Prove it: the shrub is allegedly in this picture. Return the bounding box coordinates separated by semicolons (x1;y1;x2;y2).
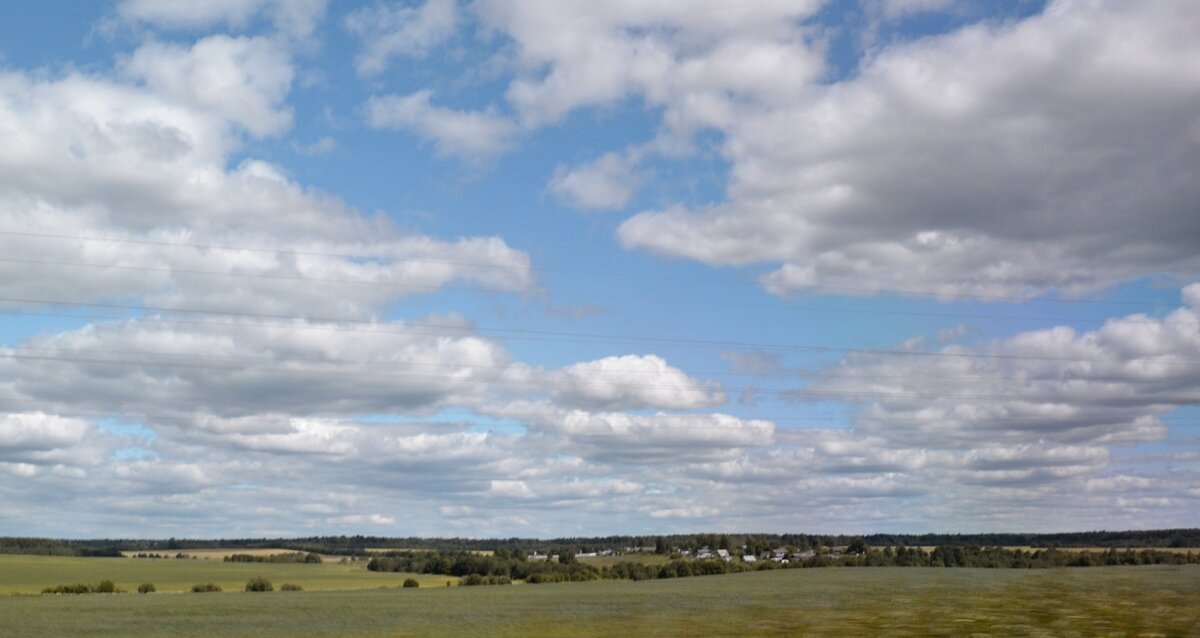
137;583;156;594
245;576;274;592
402;578;420;588
191;583;222;593
42;583;93;594
225;552;324;564
41;580;123;595
459;573;511;586
280;583;303;591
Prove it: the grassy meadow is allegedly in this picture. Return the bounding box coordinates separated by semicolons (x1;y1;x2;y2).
1;558;1197;637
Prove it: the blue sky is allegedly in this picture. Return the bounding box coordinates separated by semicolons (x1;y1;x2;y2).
0;0;1198;538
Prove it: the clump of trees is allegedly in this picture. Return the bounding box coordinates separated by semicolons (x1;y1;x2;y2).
245;577;273;592
225;552;322;564
823;546;1200;568
131;551;191;559
137;583;155;594
402;578;419;588
41;580;119;595
191;583;222;593
459;574;511;586
280;583;303;591
367;551;600;583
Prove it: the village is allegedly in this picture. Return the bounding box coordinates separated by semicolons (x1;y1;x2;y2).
528;545;845;564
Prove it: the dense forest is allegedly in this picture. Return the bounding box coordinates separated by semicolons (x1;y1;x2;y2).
3;528;1198;557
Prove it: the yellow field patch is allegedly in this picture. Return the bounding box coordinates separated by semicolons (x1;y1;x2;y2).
0;554;454;595
122;548;305;560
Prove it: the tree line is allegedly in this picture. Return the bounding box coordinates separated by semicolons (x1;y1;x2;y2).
224;552;323;564
4;528;1199;557
366;546;1200;586
367;548;600;583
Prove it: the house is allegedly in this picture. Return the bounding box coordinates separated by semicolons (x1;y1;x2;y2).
742;554;757;563
716;549;731;561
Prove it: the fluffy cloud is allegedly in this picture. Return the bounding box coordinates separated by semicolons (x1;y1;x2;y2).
122;35;295;137
345;0;459;76
366;90;519;159
358;0;824;160
0;43;533;318
0;413;92;458
618;0;1200;296
540;354;726;410
548;151;643;211
4;289;1193;536
0;316;513;419
812;290;1200;449
711;289;1200;525
116;0;327;38
3;0;1197;538
496;402;775;463
373;0;1200;296
473;0;825;128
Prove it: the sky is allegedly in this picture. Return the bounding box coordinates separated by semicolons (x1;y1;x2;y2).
0;0;1198;539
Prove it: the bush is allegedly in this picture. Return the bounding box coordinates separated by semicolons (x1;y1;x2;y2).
280;583;303;591
137;583;156;594
402;578;420;588
42;583;93;595
225;552;324;564
459;573;511;586
192;583;222;593
41;580;122;595
245;576;274;592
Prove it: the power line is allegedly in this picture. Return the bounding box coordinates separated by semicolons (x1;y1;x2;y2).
2;350;1197;404
2;401;1194;428
6;255;1191;327
0;256;522;294
0;229;529;274
0;228;1184;308
5;343;1198;386
3;297;1199;364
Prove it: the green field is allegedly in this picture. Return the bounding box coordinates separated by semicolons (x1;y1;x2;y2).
1;560;1197;637
0;554;454;594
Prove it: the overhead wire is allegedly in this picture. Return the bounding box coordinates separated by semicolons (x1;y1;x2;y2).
2;400;1195;429
1;348;1197;404
3;255;1191;328
3;297;1200;364
0;228;1185;308
2;230;1196;421
4;342;1199;386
